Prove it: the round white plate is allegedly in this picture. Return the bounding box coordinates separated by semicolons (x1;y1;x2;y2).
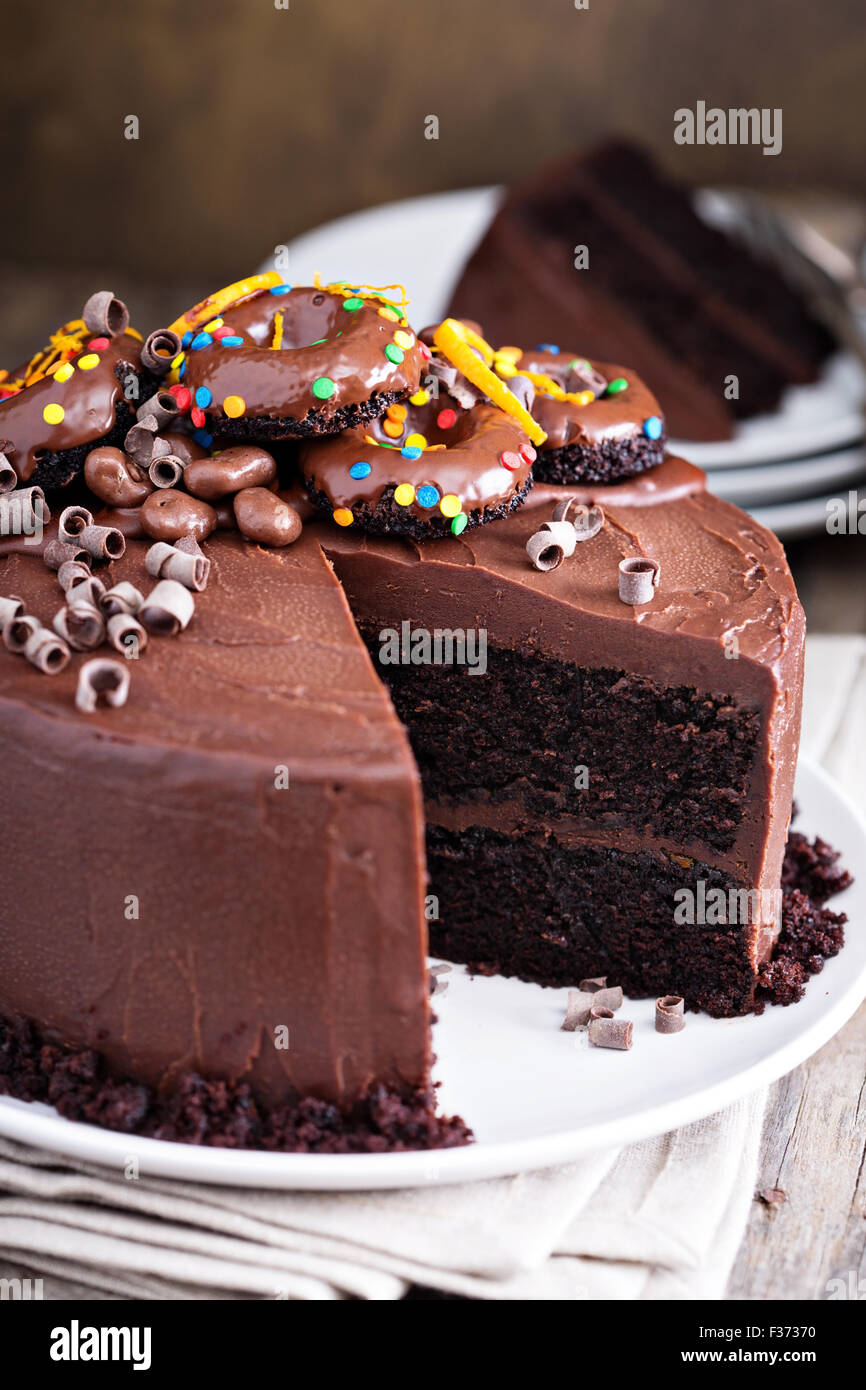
710;443;866;507
263;187;864;470
1;759;863;1190
748;487;864;540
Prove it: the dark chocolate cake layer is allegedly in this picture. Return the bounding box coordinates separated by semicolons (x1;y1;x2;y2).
324;458;805;1012
0;529;466;1147
447;141;834;441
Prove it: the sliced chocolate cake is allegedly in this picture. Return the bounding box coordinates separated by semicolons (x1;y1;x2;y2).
447;140;834;441
325;459;805;1017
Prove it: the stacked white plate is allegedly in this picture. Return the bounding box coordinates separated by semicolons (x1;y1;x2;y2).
269;186;866;539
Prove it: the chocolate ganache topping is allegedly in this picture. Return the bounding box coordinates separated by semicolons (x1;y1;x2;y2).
172;274;428;437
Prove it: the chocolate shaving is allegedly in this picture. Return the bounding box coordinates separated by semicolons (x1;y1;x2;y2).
618;556;660;605
140;329;182;377
566;359;608;397
57;560;93;593
53;602;105;652
57;505;93;544
0;451;17;495
0;594;24;628
655;995;685;1034
538;520;577;557
79;524;126;562
107;611;148;656
561;989;597;1031
124;422;171;468
3;612;41;653
147;540;210;592
43;539;91;572
100;581;143;618
82;291;129;339
588;1015;634;1051
148;455;185;490
526;529;567;572
75;658;130;712
552;496;605;540
24;626;71;675
65;575;106;609
139;579;195;636
0;487;48;533
507;374;536;411
578;976;608;992
136;391;182;430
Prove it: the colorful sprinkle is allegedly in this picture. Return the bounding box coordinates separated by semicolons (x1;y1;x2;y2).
194;386;213;408
451;512;468;536
394;483;416;506
349;461;372;480
520;443;537;464
170;385;192;411
643;415;663;439
387;403;408;421
378;307;401;322
439;494;461;518
436;408;457;429
494;358;517;378
88;337;110;351
269;284;292;295
312;376;336;400
394;330;414;350
405;432;428;451
191;332;214;350
416;485;439;509
181;331;194;348
203;317;224;333
342;297;364;311
384;344;404;365
383;419;404;438
606;377;628;395
497;346;522;363
170;351;185;371
536;343;560;354
193;429;213;447
223;394;246;418
333;507;354;527
221;335;244;348
77;353;100;371
54;362;75;383
500;450;523;471
409;388;430;407
191;407;206;429
401;445;423;460
42;402;65;425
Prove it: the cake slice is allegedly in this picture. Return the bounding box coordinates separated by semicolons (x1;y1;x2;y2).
325;459;805;1016
0;529;468;1149
447;140;834;441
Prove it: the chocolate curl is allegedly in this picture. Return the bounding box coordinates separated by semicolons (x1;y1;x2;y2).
136;390;182;430
145;539;210;591
430;963;451;997
57;559;94;593
43;538;91;572
148;455;185;490
0;450;17;494
567;359;608;397
655;995;685;1035
561;990;597;1031
591;985;623;1013
57;505;93;544
0;487;48;533
75;658;130;713
78;524;126;562
589;1005;615;1022
618;556;660;606
139;579;195;636
53;601;105;652
100;581;143;617
526;529;567;572
588;1014;634;1051
538;520;577;557
579;976;608;992
506;374;536;412
124;421;171;468
107;611;148;656
552;497;605;540
24;626;71;675
65;575;106;608
0;594;24;627
140;329;182;376
3;612;41;653
82;291;129;339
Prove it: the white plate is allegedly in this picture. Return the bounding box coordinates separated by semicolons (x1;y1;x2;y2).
263;187;865;469
710;443;866;507
1;759;863;1190
747;487;865;540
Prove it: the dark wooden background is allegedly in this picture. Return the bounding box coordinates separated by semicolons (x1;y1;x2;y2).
1;0;865;621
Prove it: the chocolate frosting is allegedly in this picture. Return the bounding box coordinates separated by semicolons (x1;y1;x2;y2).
179;285;427;428
512;350;664;452
0;329;144;482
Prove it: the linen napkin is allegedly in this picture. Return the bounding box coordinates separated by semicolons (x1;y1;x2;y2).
0;635;861;1300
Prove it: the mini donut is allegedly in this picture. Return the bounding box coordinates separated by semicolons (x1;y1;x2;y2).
0;294;149;490
168;273;428;443
491;343;667;484
300;381;536;539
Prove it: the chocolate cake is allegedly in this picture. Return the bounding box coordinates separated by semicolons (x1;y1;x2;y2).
325;459;805;1016
447;140;834;441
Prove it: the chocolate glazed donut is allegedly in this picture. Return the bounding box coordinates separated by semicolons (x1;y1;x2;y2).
300;388;536;539
170;274;429;442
